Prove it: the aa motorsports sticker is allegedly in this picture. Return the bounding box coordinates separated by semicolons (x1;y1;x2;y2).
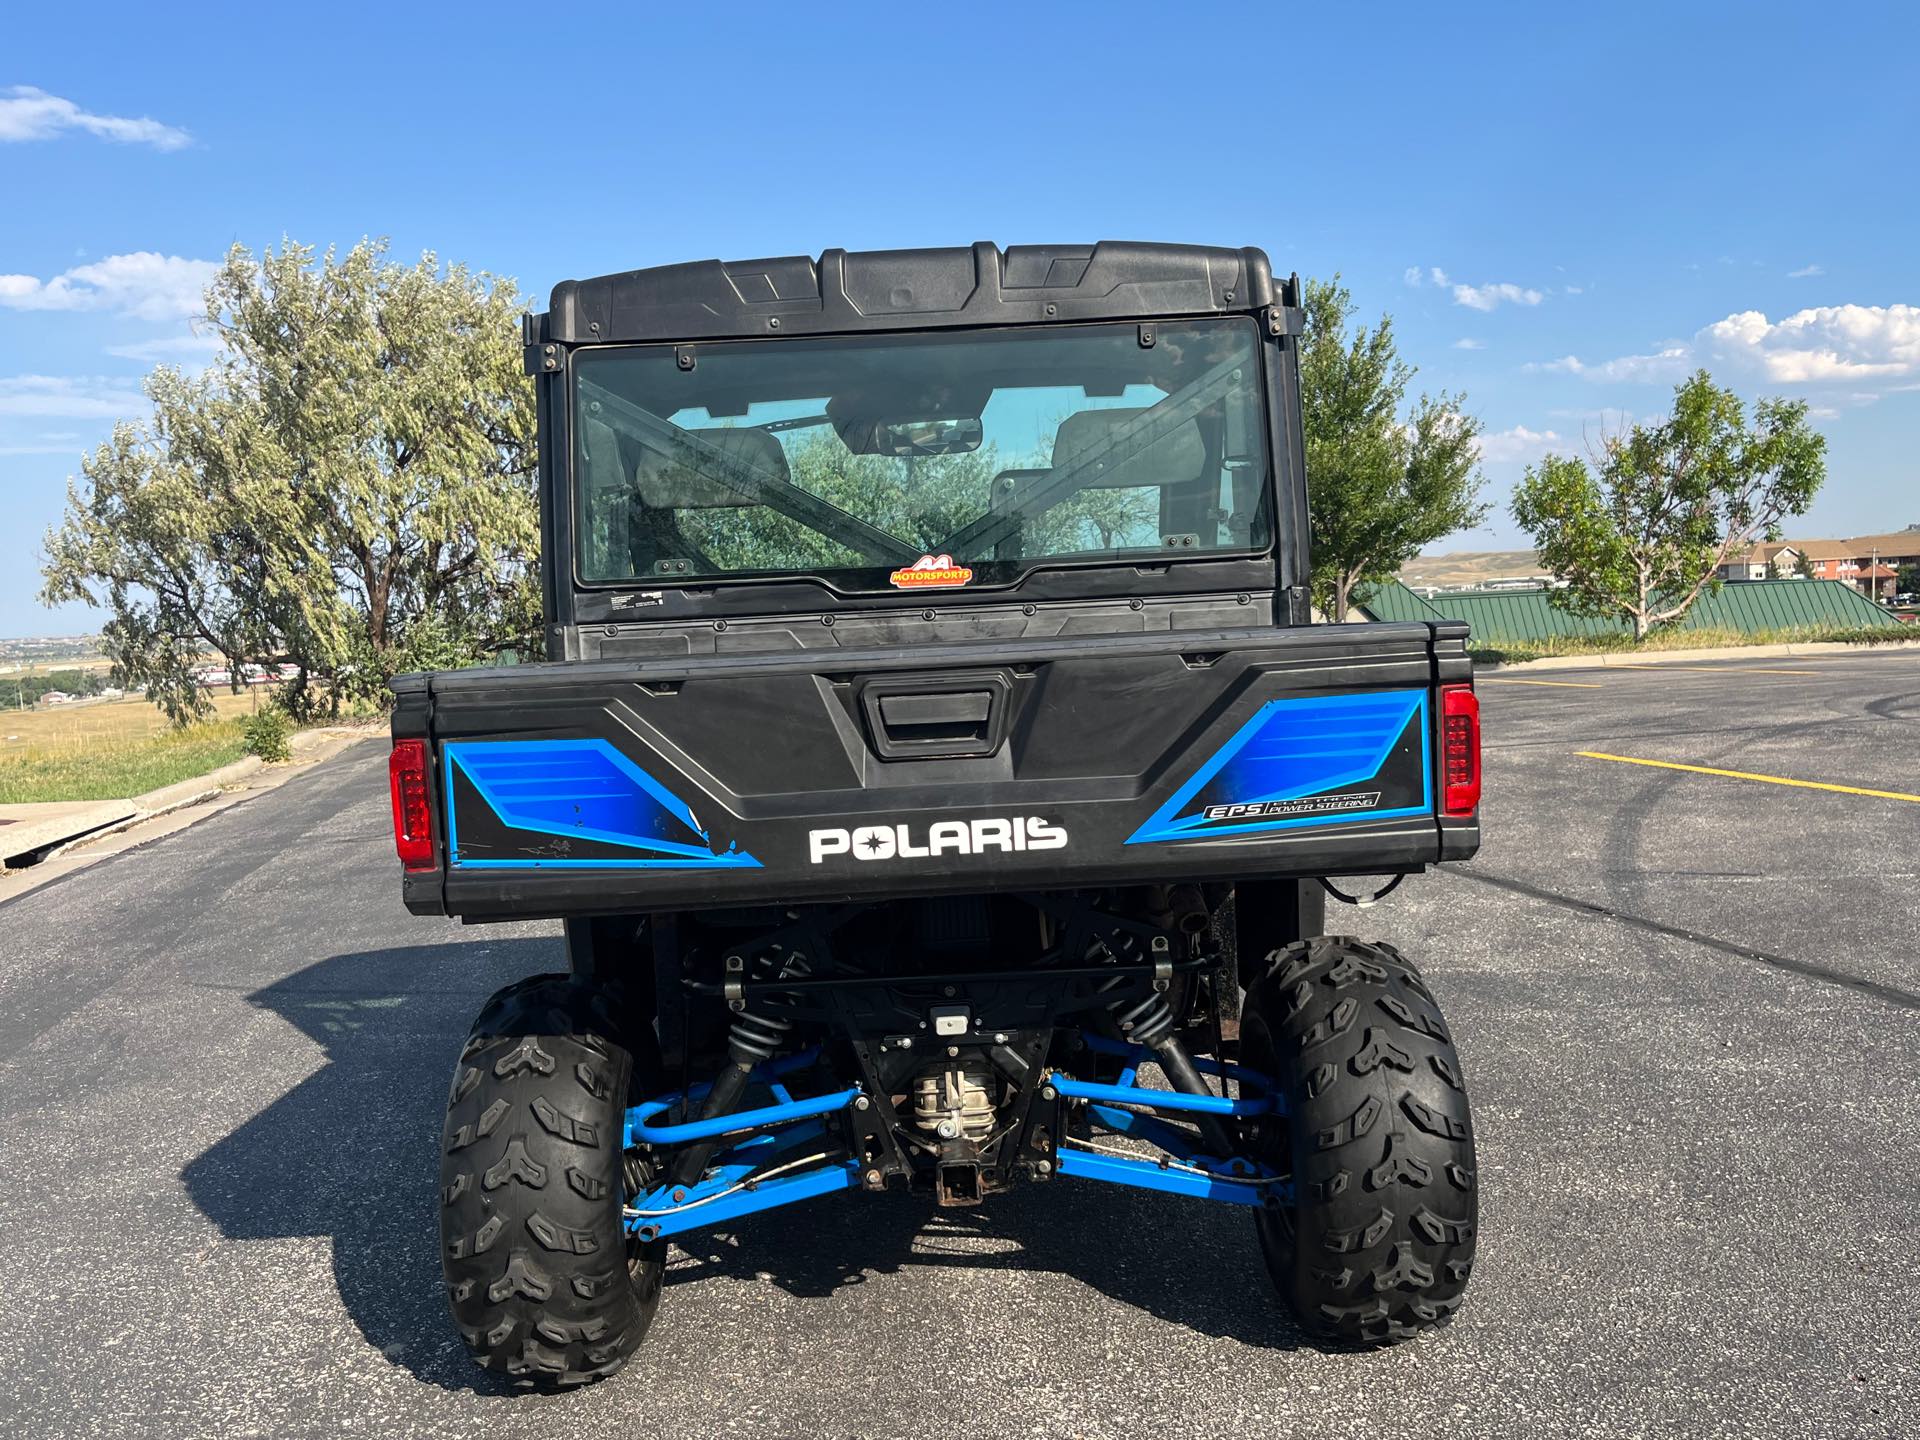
889;553;974;589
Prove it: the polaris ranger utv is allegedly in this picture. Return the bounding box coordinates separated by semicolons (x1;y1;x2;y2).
389;241;1481;1384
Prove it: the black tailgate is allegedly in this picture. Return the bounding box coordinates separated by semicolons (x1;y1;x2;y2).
394;622;1474;920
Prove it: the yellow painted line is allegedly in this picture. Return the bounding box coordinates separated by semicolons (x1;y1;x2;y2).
1479;678;1604;689
1609;663;1820;676
1577;751;1920;804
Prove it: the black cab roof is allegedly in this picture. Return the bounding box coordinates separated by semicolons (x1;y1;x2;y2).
538;241;1284;346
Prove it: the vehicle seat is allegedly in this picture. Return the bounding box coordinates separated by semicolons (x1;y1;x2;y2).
631;427;792;509
1050;407;1207;490
987;466;1052;558
988;467;1053;516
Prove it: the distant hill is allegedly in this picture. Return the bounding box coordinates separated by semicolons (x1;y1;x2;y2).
0;635;105;673
1399;550;1546;588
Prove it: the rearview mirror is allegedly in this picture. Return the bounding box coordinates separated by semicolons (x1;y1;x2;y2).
854;416;983;457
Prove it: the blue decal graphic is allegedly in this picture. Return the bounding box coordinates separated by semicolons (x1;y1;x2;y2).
1127;690;1429;844
446;738;760;869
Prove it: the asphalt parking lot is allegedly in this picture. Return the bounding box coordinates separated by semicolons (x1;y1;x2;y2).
0;648;1914;1439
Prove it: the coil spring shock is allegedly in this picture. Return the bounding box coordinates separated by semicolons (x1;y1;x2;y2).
670;952;805;1186
1101;931;1232;1156
726;1006;792;1065
1108;989;1177;1048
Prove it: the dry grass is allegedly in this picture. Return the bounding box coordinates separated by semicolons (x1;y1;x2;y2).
0;689;259;748
0;690;266;804
1470;624;1915;665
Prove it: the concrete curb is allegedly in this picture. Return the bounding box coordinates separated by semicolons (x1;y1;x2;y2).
131;755;266;816
0;800;139;864
1479;638;1920;672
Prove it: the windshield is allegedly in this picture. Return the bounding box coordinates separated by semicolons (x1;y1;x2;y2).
571;317;1272;592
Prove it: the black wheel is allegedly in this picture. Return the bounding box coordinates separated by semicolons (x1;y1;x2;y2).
1240;936;1477;1344
440;973;666;1385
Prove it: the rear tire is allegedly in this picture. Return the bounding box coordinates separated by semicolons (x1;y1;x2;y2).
439;973;665;1386
1241;937;1477;1344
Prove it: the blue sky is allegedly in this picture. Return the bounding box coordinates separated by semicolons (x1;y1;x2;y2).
4;2;1916;635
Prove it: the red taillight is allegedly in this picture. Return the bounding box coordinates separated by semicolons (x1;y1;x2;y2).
1440;684;1481;817
389;739;436;870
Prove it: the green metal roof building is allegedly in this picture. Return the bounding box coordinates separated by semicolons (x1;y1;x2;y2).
1354;578;1899;647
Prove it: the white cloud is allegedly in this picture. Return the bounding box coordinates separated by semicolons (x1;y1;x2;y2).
1564;285;1584;296
1477;424;1565;465
1529;299;1919;394
0;375;147;419
1699;304;1920;383
1431;267;1449;288
1452;280;1543;312
0;441;87;456
1536;346;1694;384
0;252;218;322
0;86;190;150
1403;266;1423;287
1787;264;1824;279
1451;337;1485;350
1404;266;1450;288
104;330;225;363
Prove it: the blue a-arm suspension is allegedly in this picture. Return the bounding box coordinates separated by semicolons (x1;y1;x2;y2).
622;1048;864;1240
1047;1038;1292;1207
618;1032;1292;1240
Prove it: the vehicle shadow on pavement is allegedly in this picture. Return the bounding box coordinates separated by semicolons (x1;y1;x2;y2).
182;938;1310;1399
664;1186;1314;1351
181;937;559;1396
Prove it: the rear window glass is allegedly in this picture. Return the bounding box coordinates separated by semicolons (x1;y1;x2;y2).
571;318;1272;590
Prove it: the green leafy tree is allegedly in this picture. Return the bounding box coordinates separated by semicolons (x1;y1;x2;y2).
1511;371;1827;640
42;239;537;722
1896;561;1920;596
0;668;107;708
1795;549;1817;579
1300;277;1487;621
678;422;1156;575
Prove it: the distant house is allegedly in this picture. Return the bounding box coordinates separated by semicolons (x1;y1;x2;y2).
1833;531;1920;585
1718;530;1920;596
1787;539;1858;583
1716;542;1800;581
36;690;72;707
1854;563;1899;601
1793;534;1919;593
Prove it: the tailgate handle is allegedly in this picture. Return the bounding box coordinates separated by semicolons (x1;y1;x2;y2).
860;672;1012;760
878;691;991;733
